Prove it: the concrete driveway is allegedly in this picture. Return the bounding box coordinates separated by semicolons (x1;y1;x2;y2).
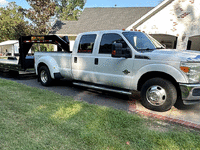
129;94;200;129
1;72;200;129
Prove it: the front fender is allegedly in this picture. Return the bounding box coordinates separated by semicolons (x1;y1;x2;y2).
36;56;60;79
132;64;188;90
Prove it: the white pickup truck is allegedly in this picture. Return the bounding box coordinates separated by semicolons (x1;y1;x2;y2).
33;30;200;112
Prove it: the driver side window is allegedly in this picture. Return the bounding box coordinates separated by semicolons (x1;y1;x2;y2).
99;33;129;54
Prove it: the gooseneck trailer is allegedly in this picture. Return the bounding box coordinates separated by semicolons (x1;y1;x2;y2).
0;35;69;72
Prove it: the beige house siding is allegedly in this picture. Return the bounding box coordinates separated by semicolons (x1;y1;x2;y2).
128;0;200;50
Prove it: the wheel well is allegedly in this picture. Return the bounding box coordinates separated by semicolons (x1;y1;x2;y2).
37;63;48;72
137;72;181;97
37;63;49;82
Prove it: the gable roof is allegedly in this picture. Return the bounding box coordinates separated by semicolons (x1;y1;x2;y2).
50;7;153;35
50;20;78;35
127;0;174;30
0;40;18;46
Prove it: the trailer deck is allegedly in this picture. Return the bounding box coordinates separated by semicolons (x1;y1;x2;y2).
0;57;20;71
0;58;18;64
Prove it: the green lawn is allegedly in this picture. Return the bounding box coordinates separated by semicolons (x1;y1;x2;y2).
0;78;200;150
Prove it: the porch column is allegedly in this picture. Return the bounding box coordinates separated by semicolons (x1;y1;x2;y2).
176;33;188;50
12;45;14;56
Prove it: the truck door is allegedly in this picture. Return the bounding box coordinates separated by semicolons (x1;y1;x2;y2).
72;34;97;82
93;33;134;89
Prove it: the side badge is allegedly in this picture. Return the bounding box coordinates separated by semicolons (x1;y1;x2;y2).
123;69;130;75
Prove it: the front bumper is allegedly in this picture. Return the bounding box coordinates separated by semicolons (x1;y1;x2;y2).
180;83;200;105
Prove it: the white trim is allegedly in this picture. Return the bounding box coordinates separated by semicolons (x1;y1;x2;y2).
0;40;18;46
126;0;174;30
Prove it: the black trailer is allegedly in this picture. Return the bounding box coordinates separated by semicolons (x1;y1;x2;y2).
0;56;34;72
0;35;69;73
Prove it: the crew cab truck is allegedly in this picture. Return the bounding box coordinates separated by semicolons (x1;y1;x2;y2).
32;30;200;112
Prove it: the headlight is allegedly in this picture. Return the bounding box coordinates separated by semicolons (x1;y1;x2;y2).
180;62;200;83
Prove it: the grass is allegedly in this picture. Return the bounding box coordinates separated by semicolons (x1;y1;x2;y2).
0;78;200;150
0;57;8;59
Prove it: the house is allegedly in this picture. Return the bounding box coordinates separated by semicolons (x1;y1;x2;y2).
127;0;200;50
51;0;200;51
0;40;19;56
0;40;33;56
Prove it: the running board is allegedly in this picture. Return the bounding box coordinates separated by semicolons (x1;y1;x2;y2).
73;82;132;95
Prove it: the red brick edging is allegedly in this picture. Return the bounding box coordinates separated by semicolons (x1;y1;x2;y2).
128;101;200;130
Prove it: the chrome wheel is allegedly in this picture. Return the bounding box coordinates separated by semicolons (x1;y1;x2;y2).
141;78;177;112
40;70;48;84
39;66;52;86
146;85;167;106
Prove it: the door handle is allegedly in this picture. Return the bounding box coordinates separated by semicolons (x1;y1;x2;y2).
94;58;98;65
74;57;77;63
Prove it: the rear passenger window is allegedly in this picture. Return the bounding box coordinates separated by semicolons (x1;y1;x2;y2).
99;33;128;54
78;34;96;53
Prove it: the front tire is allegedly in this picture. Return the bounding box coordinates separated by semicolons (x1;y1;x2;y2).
38;66;52;86
140;78;177;112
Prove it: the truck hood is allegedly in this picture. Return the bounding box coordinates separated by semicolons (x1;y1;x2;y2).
142;49;200;62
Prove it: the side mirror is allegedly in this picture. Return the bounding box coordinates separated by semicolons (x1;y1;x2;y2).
111;43;131;58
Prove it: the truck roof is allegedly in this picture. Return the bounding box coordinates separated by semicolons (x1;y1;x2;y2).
78;30;137;35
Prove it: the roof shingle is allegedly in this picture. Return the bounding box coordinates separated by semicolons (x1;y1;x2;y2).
50;7;153;35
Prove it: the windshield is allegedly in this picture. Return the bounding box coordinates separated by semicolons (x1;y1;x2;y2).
122;32;165;51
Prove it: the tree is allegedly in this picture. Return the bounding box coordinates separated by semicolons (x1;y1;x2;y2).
0;2;31;42
55;0;86;21
26;0;56;35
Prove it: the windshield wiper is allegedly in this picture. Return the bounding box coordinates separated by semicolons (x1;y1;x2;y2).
138;48;155;51
156;47;165;49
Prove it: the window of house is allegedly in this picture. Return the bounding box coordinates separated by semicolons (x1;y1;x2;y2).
78;34;96;53
99;33;129;54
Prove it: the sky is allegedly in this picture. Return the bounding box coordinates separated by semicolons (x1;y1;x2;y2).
0;0;162;9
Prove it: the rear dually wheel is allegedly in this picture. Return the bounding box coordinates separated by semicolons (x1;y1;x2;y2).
38;66;52;86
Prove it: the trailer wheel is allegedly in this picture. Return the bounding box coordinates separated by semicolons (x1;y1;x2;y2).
140;78;177;112
39;66;52;86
